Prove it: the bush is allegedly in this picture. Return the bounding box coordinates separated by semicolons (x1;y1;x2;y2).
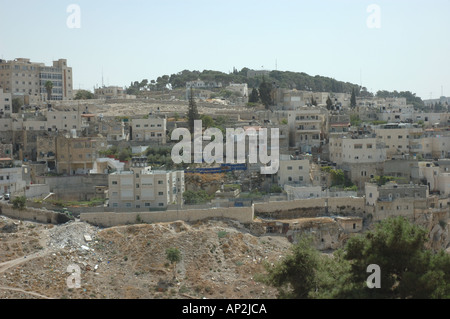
12;196;26;210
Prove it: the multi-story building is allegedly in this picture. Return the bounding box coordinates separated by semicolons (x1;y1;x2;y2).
276;155;310;186
287;107;327;153
131;117;166;144
374;123;423;159
329;133;386;188
0;58;73;103
365;182;433;222
0;88;12;118
0;159;30;195
37;135;107;175
108;163;184;210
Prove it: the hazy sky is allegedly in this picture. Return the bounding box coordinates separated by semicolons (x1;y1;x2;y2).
1;0;449;99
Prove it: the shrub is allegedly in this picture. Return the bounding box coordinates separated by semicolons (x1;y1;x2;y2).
12;196;26;210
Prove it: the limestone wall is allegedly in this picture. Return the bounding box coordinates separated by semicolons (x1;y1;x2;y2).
0;203;70;224
80;205;254;227
254;197;365;219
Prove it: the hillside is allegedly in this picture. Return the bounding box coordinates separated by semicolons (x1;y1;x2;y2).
0;215;291;299
126;68;361;95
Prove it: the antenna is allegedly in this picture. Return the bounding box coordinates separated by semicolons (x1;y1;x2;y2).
102;67;104;87
275;59;277;71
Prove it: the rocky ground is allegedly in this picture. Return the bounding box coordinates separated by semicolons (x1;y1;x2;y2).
0;215;291;299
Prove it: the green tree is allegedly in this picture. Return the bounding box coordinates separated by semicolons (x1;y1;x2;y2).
187;87;200;133
350;88;356;108
344;216;450;299
201;115;215;129
183;190;213;205
258;78;273;109
249;87;259;103
350;114;361;127
257;236;321;299
12;196;26;210
12;98;23;113
326;96;333;110
74;90;94;100
45;81;53;101
166;247;182;279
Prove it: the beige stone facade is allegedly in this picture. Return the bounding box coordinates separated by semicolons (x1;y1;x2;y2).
0;58;73;103
108;166;184;210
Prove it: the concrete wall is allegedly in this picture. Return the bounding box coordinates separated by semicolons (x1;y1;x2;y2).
80;205;254;227
0;202;70;224
35;174;109;201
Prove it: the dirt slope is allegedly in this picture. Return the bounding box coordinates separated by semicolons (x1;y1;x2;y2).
0;216;291;299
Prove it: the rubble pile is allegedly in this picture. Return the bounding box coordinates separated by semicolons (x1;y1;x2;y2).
0;215;292;299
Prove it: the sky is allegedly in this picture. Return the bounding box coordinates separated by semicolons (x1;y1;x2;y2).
0;0;449;100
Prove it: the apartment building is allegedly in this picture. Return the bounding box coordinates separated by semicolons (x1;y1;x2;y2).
329;133;386;188
94;86;125;99
374;123;423;158
365;182;430;222
108;163;184;210
0;58;73;103
131;117;166;144
0;159;30;195
37;135;107;175
0;88;12;118
287;107;327;153
46;109;83;132
276;156;310;186
329;134;386;166
416;162;450;195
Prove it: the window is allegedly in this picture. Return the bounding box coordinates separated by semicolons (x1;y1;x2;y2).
158;203;164;207
126;203;132;208
136;184;140;188
158;192;164;196
136;195;140;200
145;203;150;207
112;203;118;208
112;181;118;185
158;180;163;185
287;166;293;170
353;223;356;230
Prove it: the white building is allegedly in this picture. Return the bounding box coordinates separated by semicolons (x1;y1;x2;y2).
108;165;184;210
131;117;166;144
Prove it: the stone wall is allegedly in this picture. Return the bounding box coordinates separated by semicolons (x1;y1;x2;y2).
80;205;254;227
254;197;366;219
0;203;71;224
